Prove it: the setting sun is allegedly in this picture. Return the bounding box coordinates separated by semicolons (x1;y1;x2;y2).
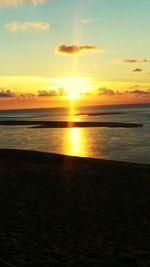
53;76;92;100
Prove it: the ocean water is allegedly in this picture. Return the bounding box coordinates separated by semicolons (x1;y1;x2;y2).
0;103;150;164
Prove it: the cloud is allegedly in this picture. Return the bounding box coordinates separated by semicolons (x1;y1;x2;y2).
6;21;50;32
38;90;57;97
0;89;15;97
129;84;140;90
0;0;47;6
56;44;101;55
132;68;142;72
84;87;123;96
19;93;36;99
97;87;116;96
95;87;150;97
122;59;149;64
122;85;150;97
38;88;67;97
57;87;67;96
128;89;150;96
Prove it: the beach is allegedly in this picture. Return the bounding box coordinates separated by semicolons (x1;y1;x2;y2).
0;149;150;266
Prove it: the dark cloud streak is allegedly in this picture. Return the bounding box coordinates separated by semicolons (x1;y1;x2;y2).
95;87;150;97
56;44;101;55
0;89;15;97
132;68;142;72
97;87;116;96
38;88;67;97
122;59;149;64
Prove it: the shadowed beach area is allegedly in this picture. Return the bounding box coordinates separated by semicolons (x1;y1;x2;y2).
0;149;150;267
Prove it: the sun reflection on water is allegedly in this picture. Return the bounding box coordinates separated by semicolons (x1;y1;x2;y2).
64;127;88;157
62;100;88;156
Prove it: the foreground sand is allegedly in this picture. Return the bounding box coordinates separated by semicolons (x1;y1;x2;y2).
0;149;150;267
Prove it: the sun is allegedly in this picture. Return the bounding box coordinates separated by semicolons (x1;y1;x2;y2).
56;76;92;100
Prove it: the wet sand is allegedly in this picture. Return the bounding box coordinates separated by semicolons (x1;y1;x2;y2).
0;149;150;266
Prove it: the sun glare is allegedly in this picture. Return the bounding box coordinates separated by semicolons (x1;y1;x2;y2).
53;76;92;101
62;77;91;100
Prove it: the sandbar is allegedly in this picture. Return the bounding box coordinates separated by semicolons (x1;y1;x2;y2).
0;120;143;128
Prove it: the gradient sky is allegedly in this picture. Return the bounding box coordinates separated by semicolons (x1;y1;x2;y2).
0;0;150;109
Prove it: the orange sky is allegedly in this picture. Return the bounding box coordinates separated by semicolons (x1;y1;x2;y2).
0;0;150;109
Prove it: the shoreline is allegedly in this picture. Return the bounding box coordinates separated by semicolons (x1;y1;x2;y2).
0;148;149;166
0;149;150;266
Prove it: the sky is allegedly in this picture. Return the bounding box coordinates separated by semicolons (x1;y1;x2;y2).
0;0;150;109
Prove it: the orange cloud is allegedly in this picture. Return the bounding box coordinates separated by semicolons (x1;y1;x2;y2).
6;21;50;31
132;68;142;72
56;44;101;55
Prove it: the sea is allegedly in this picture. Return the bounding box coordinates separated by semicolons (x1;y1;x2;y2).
0;103;150;164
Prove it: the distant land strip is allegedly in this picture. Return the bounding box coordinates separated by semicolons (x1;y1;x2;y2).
0;120;143;128
75;112;125;116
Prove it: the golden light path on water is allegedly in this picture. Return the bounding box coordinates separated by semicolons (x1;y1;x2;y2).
64;128;86;156
62;101;88;157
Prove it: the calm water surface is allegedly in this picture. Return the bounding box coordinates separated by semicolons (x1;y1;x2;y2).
0;103;150;164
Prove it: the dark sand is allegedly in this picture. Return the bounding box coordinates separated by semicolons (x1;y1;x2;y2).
0;120;143;128
0;149;150;267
